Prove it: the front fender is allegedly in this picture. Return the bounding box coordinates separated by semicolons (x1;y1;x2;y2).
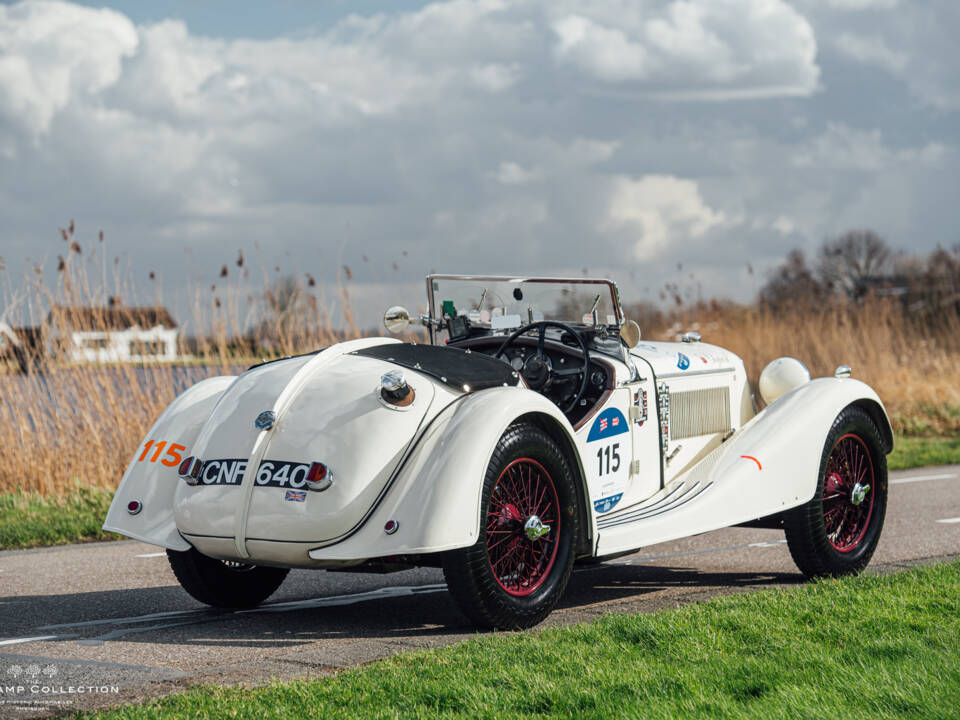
717;376;892;514
309;386;592;561
596;376;892;556
103;375;236;549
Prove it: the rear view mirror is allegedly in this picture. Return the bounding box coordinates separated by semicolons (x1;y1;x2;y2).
383;306;411;334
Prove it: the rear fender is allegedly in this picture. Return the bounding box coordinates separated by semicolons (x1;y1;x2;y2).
309;387;593;561
102;375;236;549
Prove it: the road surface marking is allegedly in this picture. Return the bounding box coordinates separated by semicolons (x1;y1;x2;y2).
0;635;68;647
936;517;960;524
135;552;167;558
38;608;225;631
35;583;447;640
238;584;449;614
891;473;956;485
78;621;207;646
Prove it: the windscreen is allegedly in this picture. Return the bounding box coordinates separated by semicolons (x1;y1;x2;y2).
428;277;622;329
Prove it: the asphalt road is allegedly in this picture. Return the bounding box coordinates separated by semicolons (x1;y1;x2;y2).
2;464;959;718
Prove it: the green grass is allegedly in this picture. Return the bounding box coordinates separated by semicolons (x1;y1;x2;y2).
77;561;960;720
0;483;119;550
888;435;960;471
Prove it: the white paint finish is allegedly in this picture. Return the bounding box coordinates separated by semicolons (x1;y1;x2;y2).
102;318;891;579
244;353;439;544
595;377;889;556
891;473;956;485
135;552;167;558
311;385;592;561
936;517;960;524
103;375;237;551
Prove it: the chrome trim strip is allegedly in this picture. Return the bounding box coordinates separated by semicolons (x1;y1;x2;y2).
655;367;736;380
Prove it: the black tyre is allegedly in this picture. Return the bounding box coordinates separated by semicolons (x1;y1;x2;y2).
166;547;289;608
442;422;579;630
784;405;888;578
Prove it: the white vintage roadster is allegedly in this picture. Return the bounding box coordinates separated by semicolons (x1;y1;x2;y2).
105;275;891;629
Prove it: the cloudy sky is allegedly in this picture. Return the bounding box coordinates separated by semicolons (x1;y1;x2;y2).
0;0;957;326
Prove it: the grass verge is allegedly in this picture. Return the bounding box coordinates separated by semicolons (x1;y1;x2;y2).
77;561;960;720
889;435;960;471
0;484;119;550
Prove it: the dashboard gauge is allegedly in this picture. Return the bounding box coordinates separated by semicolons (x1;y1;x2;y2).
591;370;605;386
510;355;524;371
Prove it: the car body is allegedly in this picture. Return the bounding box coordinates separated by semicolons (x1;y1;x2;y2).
105;274;892;628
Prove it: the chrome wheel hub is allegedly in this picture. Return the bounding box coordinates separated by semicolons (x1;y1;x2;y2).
850;482;870;506
523;515;551;541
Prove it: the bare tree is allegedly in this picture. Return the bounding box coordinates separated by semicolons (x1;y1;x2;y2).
758;249;825;311
817;230;892;300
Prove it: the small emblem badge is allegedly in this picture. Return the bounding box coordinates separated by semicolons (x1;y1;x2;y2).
284;490;307;502
254;410;276;431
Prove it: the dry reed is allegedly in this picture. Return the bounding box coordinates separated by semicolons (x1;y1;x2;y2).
2;231;958;496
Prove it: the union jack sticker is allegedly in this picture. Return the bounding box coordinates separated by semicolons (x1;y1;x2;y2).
284;489;307;502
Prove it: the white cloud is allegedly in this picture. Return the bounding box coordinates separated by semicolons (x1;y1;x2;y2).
495;161;540;185
606;175;728;261
821;0;898;10
0;0;957;313
0;0;137;132
792;123;948;171
835;32;907;73
551;0;820;99
772;215;797;235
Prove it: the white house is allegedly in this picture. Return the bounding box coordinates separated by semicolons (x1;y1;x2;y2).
50;306;179;363
0;321;18;351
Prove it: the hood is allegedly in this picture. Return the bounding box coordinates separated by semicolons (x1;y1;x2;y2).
631;341;741;378
173;339;459;549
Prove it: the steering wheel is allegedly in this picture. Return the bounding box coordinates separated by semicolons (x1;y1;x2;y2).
494;321;591;413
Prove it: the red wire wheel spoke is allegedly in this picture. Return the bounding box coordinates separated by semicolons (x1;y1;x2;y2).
822;433;876;553
486;458;561;597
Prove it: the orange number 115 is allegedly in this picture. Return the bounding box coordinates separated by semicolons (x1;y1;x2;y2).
138;440;187;467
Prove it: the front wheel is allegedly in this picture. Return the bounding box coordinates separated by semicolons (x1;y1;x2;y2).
443;423;579;630
167;547;289;608
784;405;888;578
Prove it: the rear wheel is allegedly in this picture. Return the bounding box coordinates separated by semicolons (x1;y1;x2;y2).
784;405;888;578
443;422;579;630
166;547;289;608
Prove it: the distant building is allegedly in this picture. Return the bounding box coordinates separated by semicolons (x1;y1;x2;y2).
0;321;19;359
0;322;45;372
49;305;179;363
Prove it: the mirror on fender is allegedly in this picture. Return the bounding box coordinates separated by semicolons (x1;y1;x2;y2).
383;306;411;334
619;319;641;348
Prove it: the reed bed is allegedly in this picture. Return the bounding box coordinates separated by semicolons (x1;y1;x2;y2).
649;299;960;437
1;230;957;495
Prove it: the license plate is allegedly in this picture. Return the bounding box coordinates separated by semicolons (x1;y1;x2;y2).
195;459;312;489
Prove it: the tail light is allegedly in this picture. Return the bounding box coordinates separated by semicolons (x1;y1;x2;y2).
305;462;333;492
178;456;203;485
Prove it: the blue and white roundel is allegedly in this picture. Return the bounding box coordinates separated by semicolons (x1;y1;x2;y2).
593;493;623;514
587;407;629;443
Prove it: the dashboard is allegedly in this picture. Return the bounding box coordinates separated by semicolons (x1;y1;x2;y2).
449;335;614;428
